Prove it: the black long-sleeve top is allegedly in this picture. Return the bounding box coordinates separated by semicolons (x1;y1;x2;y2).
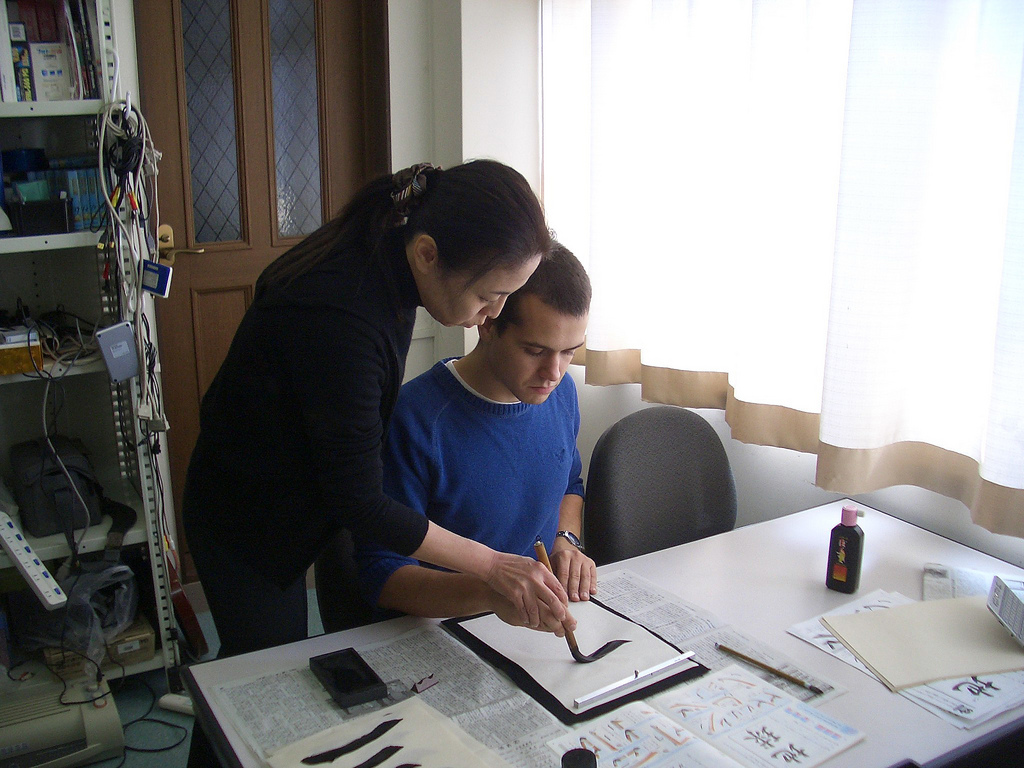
182;243;431;588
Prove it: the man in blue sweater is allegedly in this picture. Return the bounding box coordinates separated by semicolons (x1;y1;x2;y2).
355;244;595;629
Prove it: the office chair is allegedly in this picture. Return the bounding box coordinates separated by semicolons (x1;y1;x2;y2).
583;405;737;566
314;528;380;634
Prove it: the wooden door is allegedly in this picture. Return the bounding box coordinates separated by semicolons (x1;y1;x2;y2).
134;0;390;582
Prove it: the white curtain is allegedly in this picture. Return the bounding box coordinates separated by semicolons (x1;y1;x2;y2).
542;0;1024;536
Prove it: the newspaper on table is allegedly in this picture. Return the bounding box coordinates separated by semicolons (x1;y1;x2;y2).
787;589;1024;728
212;570;844;767
213;624;567;768
597;570;840;703
922;563;1015;601
547;666;862;768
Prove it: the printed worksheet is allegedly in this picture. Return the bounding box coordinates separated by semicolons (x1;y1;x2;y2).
547;702;743;768
787;590;1024;727
650;666;864;768
899;670;1024;729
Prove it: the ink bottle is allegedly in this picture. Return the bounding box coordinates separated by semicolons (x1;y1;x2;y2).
562;748;597;768
826;504;863;593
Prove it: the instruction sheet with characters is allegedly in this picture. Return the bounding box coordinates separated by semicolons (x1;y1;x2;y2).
548;667;862;768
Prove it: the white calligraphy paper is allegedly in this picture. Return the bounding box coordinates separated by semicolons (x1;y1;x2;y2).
787;589;915;677
266;696;512;768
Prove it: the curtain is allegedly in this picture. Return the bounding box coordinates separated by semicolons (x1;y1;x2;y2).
541;0;1024;537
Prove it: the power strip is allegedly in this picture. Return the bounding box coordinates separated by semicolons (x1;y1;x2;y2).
0;511;67;610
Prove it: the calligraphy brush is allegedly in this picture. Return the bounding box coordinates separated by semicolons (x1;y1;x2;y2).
534;539;629;663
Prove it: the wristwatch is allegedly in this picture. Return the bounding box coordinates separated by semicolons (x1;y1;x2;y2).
555;530;585;553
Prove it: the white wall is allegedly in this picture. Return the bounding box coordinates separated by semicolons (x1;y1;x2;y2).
388;2;1024;569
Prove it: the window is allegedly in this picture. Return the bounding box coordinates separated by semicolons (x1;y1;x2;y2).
542;0;1024;536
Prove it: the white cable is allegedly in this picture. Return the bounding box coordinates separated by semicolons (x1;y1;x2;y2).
96;97;166;423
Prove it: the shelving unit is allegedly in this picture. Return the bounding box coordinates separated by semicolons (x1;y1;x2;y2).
0;0;179;686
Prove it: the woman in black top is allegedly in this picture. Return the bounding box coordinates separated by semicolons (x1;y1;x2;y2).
182;160;573;658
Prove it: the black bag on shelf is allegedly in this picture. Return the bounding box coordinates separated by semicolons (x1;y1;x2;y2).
9;436;103;538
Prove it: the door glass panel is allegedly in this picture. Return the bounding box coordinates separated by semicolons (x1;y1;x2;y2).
182;0;242;243
269;0;322;238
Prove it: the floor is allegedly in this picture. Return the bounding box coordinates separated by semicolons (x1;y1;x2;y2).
91;586;324;768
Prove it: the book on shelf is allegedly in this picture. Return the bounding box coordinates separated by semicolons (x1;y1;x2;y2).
28;41;72;100
1;0;103;102
63;0;97;99
11;40;32;101
33;0;59;43
0;1;16;101
14;0;38;43
11;158;97;233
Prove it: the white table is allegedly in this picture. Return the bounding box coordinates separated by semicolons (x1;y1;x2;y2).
184;500;1024;767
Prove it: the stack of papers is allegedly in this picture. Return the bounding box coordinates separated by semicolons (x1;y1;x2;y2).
821;595;1024;691
789;590;1024;729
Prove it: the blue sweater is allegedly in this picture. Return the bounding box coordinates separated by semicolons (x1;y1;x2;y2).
356;359;585;607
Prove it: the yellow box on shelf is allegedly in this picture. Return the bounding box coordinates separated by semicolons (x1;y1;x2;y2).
0;340;43;375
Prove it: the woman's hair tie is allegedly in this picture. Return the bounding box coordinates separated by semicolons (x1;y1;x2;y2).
390;162;440;227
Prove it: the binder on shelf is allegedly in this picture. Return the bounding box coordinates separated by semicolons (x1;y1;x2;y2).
65;167;81;229
0;1;18;101
57;0;83;98
15;0;39;42
11;40;32;101
33;0;59;42
84;166;99;228
82;0;100;92
63;0;95;98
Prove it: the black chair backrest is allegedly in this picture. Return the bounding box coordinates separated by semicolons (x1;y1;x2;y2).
583;405;737;566
314;528;378;634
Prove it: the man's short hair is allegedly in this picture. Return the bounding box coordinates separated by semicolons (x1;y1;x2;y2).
492;242;592;333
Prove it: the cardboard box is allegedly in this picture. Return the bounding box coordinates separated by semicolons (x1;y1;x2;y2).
0;340;43;376
43;614;156;677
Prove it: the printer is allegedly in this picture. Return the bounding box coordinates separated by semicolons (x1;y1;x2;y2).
0;671;124;768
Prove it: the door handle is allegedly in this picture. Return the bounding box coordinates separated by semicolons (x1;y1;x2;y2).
157;224;205;266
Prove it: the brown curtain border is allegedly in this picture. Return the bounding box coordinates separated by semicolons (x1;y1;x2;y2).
583;351;818;452
580;348;1024;538
725;388;819;453
816;441;1024;538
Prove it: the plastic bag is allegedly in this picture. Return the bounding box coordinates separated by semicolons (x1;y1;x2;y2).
13;561;137;669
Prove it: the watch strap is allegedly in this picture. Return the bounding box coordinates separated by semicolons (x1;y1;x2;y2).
555;530;584;552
